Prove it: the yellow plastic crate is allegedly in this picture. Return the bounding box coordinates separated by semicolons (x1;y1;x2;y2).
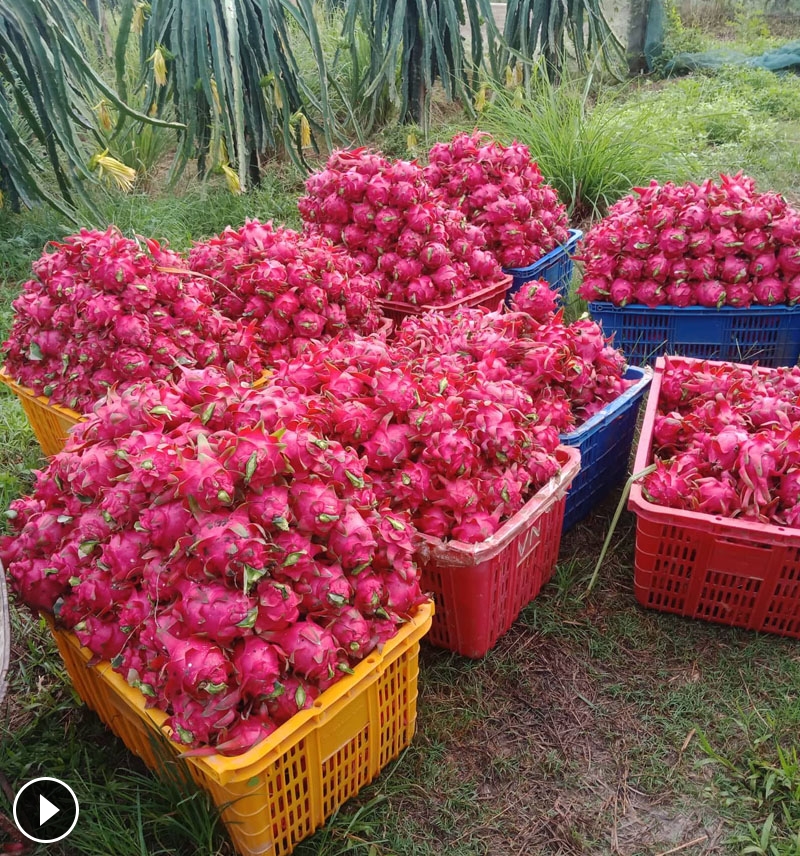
0;368;84;457
46;602;433;856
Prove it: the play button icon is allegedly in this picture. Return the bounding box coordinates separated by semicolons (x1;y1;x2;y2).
13;777;79;843
39;794;59;825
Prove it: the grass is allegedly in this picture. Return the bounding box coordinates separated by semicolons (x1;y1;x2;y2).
481;73;692;221
3;52;800;856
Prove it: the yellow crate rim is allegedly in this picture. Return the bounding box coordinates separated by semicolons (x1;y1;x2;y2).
48;600;433;781
0;366;85;423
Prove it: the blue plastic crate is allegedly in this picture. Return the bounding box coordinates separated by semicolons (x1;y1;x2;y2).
559;366;652;532
589;302;800;368
504;229;583;304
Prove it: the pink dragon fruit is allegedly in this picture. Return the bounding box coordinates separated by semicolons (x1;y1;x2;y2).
159;631;234;697
326;607;377;657
232;636;284;700
265;676;319;724
173;580;258;645
268;621;348;688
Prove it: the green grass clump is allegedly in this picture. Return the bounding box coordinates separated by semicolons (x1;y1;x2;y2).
481;74;689;221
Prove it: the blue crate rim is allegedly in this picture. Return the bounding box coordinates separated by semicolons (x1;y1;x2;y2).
559;365;652;445
502;228;583;277
588;301;800;316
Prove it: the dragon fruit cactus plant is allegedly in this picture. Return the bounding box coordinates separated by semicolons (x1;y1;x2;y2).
1;367;427;756
642;357;800;526
2;228;263;412
578;173;800;308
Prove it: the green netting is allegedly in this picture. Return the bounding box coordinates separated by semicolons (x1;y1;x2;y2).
644;0;667;70
664;40;800;74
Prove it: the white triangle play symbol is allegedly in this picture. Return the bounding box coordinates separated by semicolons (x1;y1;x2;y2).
39;794;59;826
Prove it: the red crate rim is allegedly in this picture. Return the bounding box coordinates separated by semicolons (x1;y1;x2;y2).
629;355;800;543
376;276;511;317
415;445;580;567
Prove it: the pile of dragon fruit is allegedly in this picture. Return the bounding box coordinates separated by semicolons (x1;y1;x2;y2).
187;220;385;364
578;173;800;308
299;149;506;306
268;335;560;544
643;358;800;526
267;280;632;542
394;281;633;431
2;228;264;412
0;367;426;755
425;132;570;269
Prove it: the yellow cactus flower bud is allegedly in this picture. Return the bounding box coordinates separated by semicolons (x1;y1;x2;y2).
89;150;137;192
221;164;242;195
149;46;167;87
512;86;524;109
94;100;113;132
299;114;311;149
474;84;487;112
132;2;150;35
505;65;514;88
407;131;418;152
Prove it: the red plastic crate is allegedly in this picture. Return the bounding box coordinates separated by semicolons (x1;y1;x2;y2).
629;356;800;637
377;277;509;327
415;446;581;658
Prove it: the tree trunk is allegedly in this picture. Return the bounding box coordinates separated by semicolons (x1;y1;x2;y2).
248;147;260;187
627;0;650;73
404;0;425;124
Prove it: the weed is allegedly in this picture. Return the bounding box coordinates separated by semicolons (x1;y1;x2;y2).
700;731;800;854
482;73;689;219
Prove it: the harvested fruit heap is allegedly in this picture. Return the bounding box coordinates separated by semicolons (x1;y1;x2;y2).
268;335;561;543
395;281;634;430
299;148;506;306
268;281;633;542
0;367;425;755
424;131;570;269
187;220;384;363
643;358;800;526
2;228;263;412
578;173;800;308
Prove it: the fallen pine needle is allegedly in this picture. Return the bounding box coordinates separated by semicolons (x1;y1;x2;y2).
655;834;708;856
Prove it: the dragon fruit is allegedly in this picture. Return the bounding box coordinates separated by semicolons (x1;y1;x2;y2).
232;636;283;700
643;358;800;527
578;174;800;308
187;220;384;364
268;621;348;689
2;227;263;412
299;144;509;306
267;299;627;543
1;368;425;755
425;132;569;269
